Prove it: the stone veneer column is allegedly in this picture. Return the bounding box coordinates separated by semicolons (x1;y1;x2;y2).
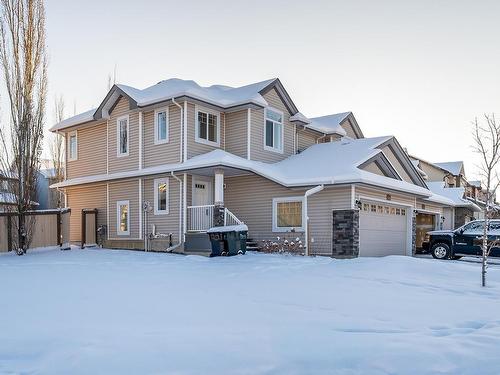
411;213;417;256
332;210;359;258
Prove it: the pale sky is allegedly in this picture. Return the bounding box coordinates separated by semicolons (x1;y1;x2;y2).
38;0;500;181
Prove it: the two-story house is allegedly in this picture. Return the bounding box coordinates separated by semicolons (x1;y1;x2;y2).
50;78;454;258
410;157;481;234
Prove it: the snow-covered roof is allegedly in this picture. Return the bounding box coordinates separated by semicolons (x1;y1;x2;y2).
426;181;481;211
52;136;436;198
118;78;275;108
50;78;278;132
50;108;96;132
0;192;16;205
289;112;310;124
306;112;351;136
469;180;482;188
434;161;464;176
410;158;428;180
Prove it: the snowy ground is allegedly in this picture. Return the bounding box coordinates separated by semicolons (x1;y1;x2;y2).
1;248;500;375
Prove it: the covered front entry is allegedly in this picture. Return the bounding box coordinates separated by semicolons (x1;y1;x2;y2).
189;175;214;232
415;211;439;251
359;201;409;257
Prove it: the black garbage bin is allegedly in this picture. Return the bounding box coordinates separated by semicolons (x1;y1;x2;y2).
207;225;248;256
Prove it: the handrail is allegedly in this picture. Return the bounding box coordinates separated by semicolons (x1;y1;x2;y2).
186;205;243;232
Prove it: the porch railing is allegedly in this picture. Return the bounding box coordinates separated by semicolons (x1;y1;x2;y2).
224;208;242;226
187;205;243;232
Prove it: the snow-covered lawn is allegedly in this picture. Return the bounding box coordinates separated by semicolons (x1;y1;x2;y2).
1;249;500;375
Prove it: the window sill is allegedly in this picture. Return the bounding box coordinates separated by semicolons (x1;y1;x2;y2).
195;137;220;148
154;138;169;146
272;227;305;233
264;145;283;154
154;210;169;216
117;153;129;158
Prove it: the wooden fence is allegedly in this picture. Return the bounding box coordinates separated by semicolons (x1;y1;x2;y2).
0;208;71;253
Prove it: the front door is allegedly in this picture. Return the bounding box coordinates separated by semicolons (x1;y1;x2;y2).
191;176;213;231
454;221;483;255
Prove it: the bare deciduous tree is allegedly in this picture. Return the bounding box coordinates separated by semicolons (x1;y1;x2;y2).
0;0;47;254
48;95;65;207
472;114;500;287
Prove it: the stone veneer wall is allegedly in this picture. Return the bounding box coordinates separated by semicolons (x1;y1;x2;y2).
332;209;359;258
411;214;417;255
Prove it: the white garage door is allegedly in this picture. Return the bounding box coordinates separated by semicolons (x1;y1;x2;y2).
359;202;408;257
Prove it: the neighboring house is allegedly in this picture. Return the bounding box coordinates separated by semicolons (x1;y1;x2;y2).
410;157;481;231
50;78;454;258
0;172;17;212
36;159;64;210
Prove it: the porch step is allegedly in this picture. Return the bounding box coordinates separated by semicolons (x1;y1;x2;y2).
246;238;260;251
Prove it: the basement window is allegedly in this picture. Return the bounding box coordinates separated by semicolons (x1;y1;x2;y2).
272;197;305;232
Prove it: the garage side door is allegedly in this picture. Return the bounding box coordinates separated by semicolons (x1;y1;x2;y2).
359;202;407;257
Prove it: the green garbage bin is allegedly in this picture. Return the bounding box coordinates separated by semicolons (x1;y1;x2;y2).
207;225;248;256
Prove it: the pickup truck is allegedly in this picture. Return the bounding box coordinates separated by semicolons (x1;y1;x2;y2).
423;219;500;259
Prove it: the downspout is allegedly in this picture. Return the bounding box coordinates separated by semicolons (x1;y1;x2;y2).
304;184;324;256
317;133;328;143
172;98;183;163
170;171;183;250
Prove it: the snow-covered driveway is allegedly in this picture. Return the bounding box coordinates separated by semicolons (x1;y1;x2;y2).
1;249;500;375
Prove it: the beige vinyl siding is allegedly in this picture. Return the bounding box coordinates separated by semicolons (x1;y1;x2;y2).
250;88;295;163
108;97;139;173
187;103;225;159
224;175;351;255
380;145;413;183
419;160;446;182
66;184;107;243
355;185;416;208
66;122;107;179
307;186;352;255
224;110;248;158
297;130;317;152
362;161;386;177
341;119;358;139
143;174;181;243
416;199;444;215
109;179;140;239
143;105;182;167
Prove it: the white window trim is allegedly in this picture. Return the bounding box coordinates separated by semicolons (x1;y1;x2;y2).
272;196;305;232
68;131;78;161
116;200;130;236
117;115;130;157
264;107;284;154
195;105;220;147
154;177;169;215
154;107;169;145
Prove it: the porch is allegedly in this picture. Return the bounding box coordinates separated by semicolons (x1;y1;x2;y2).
184;167;245;233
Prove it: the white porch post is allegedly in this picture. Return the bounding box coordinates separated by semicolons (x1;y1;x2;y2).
214;169;225;227
214;168;224;205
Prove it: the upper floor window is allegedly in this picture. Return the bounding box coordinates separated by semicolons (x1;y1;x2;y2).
117;115;129;157
68;131;78;161
196;106;220;146
264;108;283;153
155;108;169;144
154;178;169;215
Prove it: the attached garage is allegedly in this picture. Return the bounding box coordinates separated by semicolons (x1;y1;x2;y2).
359;201;410;257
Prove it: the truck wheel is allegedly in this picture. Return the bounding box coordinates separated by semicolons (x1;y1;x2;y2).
431;243;450;259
